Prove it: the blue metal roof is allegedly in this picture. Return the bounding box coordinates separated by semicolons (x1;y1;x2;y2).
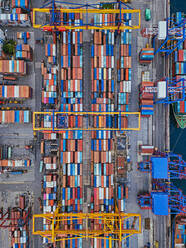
151;157;168;179
151;192;169;215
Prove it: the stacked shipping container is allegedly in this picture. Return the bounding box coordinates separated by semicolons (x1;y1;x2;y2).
16;44;32;60
41;63;57;104
61;28;83;112
42;174;57;235
0;85;31;98
59;14;83;248
12;0;29;9
91;28;115;247
0;60;26;75
139;48;154;64
0;110;30;123
10;196;30;248
0;159;31;167
172;34;186;115
139;71;154;116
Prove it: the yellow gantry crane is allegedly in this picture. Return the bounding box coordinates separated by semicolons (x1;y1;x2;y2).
33;207;141;246
32;0;140;31
33;112;141;132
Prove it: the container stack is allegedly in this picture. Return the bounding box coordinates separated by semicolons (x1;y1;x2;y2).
12;0;29;9
60;131;83;212
91;30;114;113
0;60;26;75
172;26;186;118
90;31;115;234
58;12;83;27
10;195;29;248
139;145;154;155
43;156;57;171
174;222;186;246
17;32;30;44
91;131;114;213
117;184;128;212
139;72;154;116
0;85;31;98
41;63;57;105
60;30;83;112
16;44;32;60
118;20;132;117
58;16;83;248
43;132;56;140
0;159;31;168
45;44;56;64
0;145;12;160
59;131;83;247
0;110;30;123
174;101;186;114
42;174;57;231
139;48;154;64
0;13;29;24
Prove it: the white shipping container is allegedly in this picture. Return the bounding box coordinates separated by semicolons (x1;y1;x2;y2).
75;163;77;175
15;86;19;98
63;31;66;44
101;46;103;56
110;175;113;185
73;32;75;44
108;68;111;80
4;86;7;97
14;230;18;237
111;33;114;45
104;176;106;187
68;164;70;176
77;175;80;186
9;61;12;73
111;56;114;68
101;56;103;68
68;152;70;163
17;60;19;73
109;151;112;163
46;181;54;188
94;238;97;248
106;187;109;199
